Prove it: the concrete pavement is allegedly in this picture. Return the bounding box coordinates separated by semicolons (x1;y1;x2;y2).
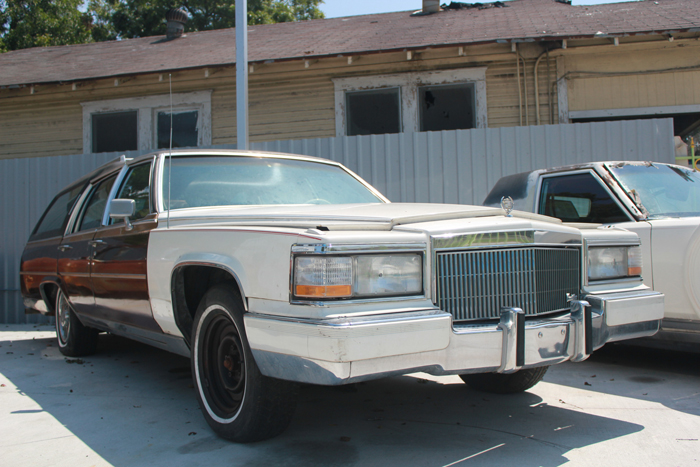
0;324;698;467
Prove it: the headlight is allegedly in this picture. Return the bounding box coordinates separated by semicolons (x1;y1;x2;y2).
293;254;423;300
587;246;642;281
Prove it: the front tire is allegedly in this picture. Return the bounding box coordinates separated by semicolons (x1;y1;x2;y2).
55;289;98;357
459;366;549;394
191;285;299;443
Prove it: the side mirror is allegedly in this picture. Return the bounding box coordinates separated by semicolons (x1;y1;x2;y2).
109;199;136;231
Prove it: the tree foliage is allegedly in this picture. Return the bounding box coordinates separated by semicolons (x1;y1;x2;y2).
0;0;93;52
0;0;324;51
89;0;325;41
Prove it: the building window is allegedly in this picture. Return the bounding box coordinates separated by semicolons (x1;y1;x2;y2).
92;111;138;153
82;91;211;154
346;88;401;136
333;68;487;136
156;109;199;149
419;83;475;132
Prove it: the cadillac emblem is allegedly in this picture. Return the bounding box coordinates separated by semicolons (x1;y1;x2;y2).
501;196;514;217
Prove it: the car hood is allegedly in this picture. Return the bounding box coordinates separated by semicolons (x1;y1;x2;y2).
162;202;563;231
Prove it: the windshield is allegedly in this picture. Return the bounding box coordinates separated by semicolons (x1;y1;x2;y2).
161;156;385;209
607;163;700;218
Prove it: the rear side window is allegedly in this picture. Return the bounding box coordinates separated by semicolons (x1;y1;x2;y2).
30;184;86;241
539;173;630;224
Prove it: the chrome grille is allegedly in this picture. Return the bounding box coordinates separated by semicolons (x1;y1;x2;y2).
435;247;580;321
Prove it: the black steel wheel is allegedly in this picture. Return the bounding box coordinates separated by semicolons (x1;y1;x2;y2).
459;366;549;394
55;289;98;357
191;285;299;443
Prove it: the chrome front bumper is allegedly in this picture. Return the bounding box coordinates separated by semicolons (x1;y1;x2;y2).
244;290;664;385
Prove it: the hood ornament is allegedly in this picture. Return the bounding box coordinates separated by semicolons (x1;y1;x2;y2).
500;196;514;217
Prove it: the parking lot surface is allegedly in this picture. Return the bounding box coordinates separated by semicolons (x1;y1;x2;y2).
1;324;698;467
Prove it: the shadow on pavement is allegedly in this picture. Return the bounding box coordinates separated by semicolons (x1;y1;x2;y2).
1;332;647;467
544;343;700;417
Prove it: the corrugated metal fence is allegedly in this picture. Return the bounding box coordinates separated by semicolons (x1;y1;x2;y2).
0;119;675;323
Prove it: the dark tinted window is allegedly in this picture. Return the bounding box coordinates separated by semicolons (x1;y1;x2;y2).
112;163;151;222
30;184;86;241
157;110;199;149
419;83;475;132
77;175;118;231
92;111;138;153
346;88;401;136
539;173;629;224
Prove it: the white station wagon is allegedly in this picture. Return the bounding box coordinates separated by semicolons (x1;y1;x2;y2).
21;150;663;442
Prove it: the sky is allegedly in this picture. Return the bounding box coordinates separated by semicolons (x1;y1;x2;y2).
320;0;641;18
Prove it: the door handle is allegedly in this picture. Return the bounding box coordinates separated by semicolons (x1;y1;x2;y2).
89;240;106;248
58;244;73;252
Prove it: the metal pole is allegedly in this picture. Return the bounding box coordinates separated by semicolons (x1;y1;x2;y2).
236;0;249;150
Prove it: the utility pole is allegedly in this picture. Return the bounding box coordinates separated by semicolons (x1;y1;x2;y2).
236;0;249;150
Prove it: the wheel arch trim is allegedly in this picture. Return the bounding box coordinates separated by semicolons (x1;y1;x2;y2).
169;256;249;344
170;257;248;311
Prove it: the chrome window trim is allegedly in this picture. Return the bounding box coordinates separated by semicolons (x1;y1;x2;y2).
100;164;131;227
105;159;156;226
63;184;95;237
70;172;121;234
535;169;636;223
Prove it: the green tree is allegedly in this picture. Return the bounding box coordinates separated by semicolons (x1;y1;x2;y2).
0;0;93;51
89;0;324;41
0;0;323;51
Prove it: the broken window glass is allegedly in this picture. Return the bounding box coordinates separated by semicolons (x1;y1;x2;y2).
157;110;199;149
419;83;475;132
608;163;700;218
346;88;401;136
92;111;138;153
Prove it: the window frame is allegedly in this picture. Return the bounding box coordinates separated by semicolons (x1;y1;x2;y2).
91;110;139;154
153;106;202;150
69;174;123;234
417;82;477;132
345;87;403;136
81;91;212;154
535;169;635;224
333;68;487;136
109;161;154;224
28;183;88;242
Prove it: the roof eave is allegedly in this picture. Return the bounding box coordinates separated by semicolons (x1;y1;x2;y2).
2;27;699;89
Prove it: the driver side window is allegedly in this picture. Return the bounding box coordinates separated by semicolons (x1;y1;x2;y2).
111;163;152;223
539;173;630;224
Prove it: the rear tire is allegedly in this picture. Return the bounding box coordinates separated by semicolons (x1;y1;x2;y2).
55;289;98;357
459;366;549;394
191;285;299;443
